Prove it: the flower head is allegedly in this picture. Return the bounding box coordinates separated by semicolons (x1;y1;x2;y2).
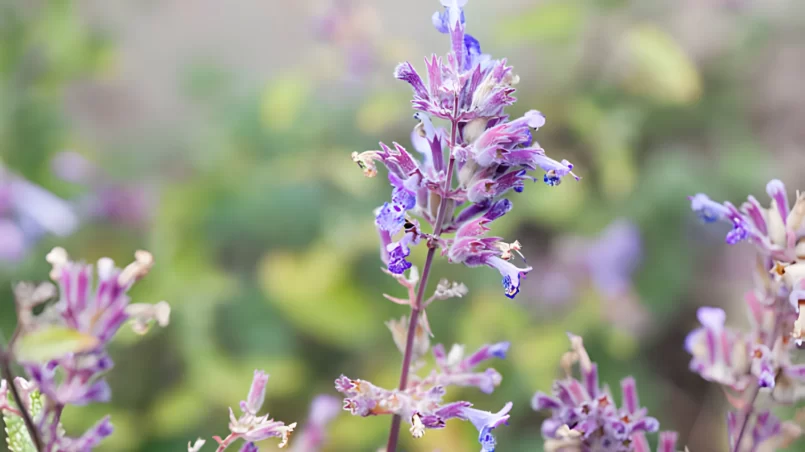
533;334;664;452
336;335;511;443
5;248;170;451
460;402;512;452
227;370;297;448
353;0;577;298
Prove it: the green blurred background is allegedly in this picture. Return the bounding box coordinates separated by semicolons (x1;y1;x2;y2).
2;0;805;450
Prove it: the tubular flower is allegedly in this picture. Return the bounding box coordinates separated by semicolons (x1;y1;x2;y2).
688;179;805;450
336;332;511;450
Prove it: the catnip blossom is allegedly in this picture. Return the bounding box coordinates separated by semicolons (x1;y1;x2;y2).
336;262;511;452
532;334;675;452
191;370;296;451
351;0;577;299
3;248;170;451
687;181;805;390
335;339;511;452
687;180;805;449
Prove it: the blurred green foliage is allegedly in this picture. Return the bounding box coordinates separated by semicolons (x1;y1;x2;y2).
1;0;802;451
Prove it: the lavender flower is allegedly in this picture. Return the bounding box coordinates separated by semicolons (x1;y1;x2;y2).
726;410;802;452
0;166;78;261
201;370;296;451
292;395;342;452
527;219;650;334
335;327;511;450
51;151;153;228
1;248;170;451
688;179;805;450
351;0;577;299
532;334;669;452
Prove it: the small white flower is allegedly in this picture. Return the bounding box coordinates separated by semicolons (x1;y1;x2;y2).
187;438;206;452
409;413;426;438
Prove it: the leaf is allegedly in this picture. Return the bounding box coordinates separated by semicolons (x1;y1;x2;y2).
14;326;99;363
4;389;44;452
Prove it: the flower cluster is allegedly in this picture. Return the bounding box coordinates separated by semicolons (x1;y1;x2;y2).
1;248;170;451
527;219;650;334
52;151;153;228
335;336;512;452
190;370;297;452
687;179;805;449
532;334;674;452
351;0;577;299
338;257;512;452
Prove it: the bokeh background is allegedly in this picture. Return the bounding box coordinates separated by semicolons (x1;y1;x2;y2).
2;0;805;450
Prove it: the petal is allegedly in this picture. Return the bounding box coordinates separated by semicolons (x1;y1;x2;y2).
245;370;269;415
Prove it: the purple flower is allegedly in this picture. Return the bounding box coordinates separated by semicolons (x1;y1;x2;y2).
224;370;297;448
42;247;157;344
9;248;171;451
684;306;749;389
584;220;642;298
58;416;114;452
336;336;510;442
632;431;680;452
459;402;512;452
52;151;152;228
485;256;531;299
430;342;508;394
352;0;577;299
690;179;805;260
292;395;341;452
533;334;662;452
238;443;259;452
0;166;78;261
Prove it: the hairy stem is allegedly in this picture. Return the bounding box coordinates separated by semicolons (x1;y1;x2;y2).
386;101;460;452
215;433;238;452
0;346;43;451
732;382;760;452
45;405;64;452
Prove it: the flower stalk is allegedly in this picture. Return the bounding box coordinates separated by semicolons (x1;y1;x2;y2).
0;336;43;451
732;382;760;452
386;123;458;452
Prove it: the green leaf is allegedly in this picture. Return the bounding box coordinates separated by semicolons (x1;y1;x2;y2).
14;326;99;363
4;389;44;452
